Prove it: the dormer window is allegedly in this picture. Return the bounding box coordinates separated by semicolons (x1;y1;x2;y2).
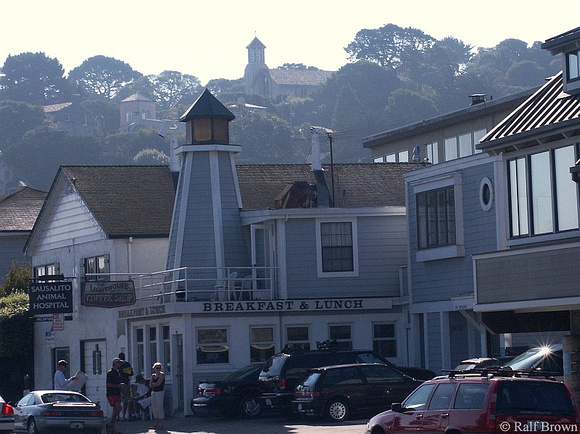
567;49;580;82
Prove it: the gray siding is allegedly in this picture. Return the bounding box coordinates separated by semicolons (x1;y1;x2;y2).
427;312;442;372
476;245;580;304
219;155;250;267
285;215;407;299
409;159;497;304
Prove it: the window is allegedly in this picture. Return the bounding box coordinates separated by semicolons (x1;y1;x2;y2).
444;129;485;161
197;328;229;364
329;324;352;350
417;187;456;249
162;325;170;374
426;142;439;164
34;263;60;280
361;364;403;382
568;49;580;81
508;145;578;238
286;326;310;351
149;326;157;365
429;383;456;410
82;254;109;281
135;327;144;376
384;150;408;162
373;323;397;358
455;383;489;409
250;327;275;362
316;220;359;277
404;384;436;410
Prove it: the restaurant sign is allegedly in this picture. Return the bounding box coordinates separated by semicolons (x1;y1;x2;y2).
29;282;73;315
83;281;136;308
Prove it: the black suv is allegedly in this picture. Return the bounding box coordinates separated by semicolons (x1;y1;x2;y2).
258;349;435;414
191;363;265;418
292;363;422;422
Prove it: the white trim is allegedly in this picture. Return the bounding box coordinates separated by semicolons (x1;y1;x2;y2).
315;217;359;278
414;172;465;262
209;151;225;270
474;295;580;313
230;153;243;209
276;219;287;299
176;144;241;154
172;153;192;268
440;311;450;372
479;177;494;212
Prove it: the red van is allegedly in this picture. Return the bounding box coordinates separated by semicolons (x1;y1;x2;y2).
365;370;579;434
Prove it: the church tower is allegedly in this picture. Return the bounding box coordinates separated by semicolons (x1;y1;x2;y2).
166;89;250;298
244;37;271;96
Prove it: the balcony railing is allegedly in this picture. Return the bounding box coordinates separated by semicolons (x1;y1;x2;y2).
85;266;277;307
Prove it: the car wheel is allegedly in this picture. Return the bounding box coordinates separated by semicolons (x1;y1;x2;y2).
239;394;263;418
27;418;39;434
371;428;386;434
325;398;349;422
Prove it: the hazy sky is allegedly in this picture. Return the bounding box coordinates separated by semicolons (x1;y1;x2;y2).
2;0;578;85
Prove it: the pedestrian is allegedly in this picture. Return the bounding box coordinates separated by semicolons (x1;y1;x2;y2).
118;352;134;420
53;360;77;390
128;374;151;420
149;362;165;430
106;357;125;434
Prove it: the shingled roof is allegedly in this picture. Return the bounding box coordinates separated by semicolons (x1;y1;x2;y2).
236;163;420;210
60;166;176;238
269;69;333;86
0;187;46;232
479;71;580;153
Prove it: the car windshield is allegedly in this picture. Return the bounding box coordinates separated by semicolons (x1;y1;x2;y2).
222;364;262;380
301;372;321;387
260;355;288;375
507;347;553;370
41;393;89;403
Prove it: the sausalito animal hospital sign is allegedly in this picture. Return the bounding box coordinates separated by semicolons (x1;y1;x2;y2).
29;282;73;315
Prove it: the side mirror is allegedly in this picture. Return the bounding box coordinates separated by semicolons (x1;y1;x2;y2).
391;402;404;412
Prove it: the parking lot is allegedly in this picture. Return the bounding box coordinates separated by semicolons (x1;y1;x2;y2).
114;413;369;434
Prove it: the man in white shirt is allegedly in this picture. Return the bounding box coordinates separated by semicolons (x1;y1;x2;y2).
54;360;77;390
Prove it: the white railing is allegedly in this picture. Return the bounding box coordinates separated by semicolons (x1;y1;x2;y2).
85;266;277;305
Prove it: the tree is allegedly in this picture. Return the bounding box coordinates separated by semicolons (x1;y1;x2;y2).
0;100;45;150
0;261;30;297
2;127;103;190
0;291;34;401
147;70;202;110
101;129;168;164
383;88;439;130
0;52;69;104
205;78;244;95
68;55;142;100
345;23;435;71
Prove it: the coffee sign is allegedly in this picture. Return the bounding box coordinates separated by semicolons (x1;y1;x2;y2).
83;281;136;308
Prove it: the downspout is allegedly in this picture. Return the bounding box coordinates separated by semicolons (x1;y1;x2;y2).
127;237;133;274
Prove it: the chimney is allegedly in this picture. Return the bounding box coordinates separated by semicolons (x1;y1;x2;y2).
310;127;330;207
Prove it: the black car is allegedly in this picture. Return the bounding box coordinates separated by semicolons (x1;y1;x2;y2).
191;363;265;418
258;349;435;415
292;363;422;422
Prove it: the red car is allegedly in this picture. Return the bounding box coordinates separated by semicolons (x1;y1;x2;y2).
365;370;579;434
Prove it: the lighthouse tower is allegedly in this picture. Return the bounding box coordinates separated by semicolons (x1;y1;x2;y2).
166;89;250;297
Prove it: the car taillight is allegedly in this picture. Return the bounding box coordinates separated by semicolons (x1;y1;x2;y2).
294;391;321;398
203;387;221;397
487;381;499;431
1;403;13;416
89;410;104;417
279;378;286;390
42;410;64;416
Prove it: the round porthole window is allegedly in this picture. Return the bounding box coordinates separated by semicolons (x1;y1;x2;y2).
479;177;493;211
